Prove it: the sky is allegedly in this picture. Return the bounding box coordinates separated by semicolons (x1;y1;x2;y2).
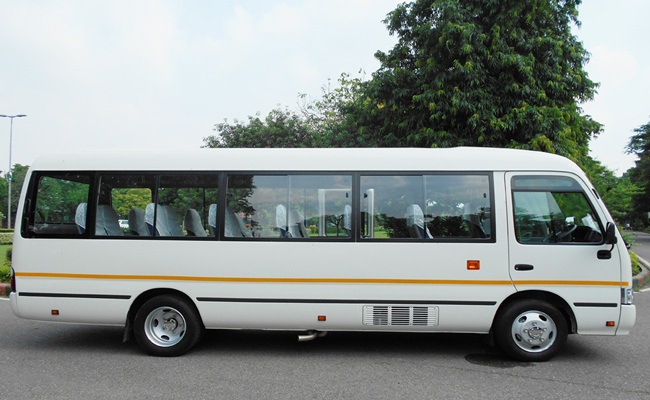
0;0;648;176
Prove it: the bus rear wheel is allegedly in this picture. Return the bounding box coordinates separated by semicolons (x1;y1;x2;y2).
494;299;567;362
134;295;204;357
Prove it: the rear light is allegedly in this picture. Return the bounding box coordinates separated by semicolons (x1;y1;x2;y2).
10;268;16;293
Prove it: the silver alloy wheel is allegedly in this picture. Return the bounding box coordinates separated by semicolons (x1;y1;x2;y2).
510;310;557;353
143;306;187;347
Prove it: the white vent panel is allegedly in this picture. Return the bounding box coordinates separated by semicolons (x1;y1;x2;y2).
363;305;439;327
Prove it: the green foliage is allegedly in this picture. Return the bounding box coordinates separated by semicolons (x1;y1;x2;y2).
580;157;640;224
0;163;29;228
34;175;90;224
0;244;10;283
630;251;641;276
205;1;601;160
298;72;370;147
203;73;370;149
625;120;650;227
112;188;151;219
0;231;12;244
204;108;324;149
348;0;600;160
0;265;10;283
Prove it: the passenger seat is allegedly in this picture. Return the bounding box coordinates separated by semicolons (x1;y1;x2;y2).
406;204;432;239
128;208;149;236
96;205;124;236
185;208;207;237
145;203;183;236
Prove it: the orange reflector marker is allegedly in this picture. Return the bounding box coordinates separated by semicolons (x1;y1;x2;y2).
51;310;59;316
318;315;326;322
467;260;480;270
606;321;616;327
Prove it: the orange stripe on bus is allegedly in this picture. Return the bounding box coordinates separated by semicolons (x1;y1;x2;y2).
14;272;627;287
514;280;626;287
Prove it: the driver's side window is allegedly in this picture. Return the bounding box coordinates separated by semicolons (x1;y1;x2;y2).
512;176;603;244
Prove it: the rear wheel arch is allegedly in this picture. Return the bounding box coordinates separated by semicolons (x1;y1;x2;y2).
133;294;204;356
124;289;204;340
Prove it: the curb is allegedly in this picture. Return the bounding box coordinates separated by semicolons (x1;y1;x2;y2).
0;283;11;298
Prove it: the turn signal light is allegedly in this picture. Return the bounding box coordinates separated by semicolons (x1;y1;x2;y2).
606;321;615;327
467;260;480;270
51;310;60;316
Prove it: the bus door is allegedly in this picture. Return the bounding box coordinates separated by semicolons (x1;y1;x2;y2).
505;172;623;334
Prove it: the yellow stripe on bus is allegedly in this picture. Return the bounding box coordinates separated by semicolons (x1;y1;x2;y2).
14;272;627;287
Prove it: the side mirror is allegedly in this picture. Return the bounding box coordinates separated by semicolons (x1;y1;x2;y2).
605;222;617;245
598;222;618;260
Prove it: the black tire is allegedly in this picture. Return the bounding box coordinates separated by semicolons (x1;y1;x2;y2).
493;299;568;362
133;295;204;357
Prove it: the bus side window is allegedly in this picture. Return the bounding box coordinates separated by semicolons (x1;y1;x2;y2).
360;174;492;241
225;174;352;239
360;175;423;239
98;173;218;238
26;173;92;237
100;174;154;236
157;175;219;237
424;174;492;240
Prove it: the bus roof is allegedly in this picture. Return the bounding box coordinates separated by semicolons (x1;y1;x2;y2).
28;147;583;174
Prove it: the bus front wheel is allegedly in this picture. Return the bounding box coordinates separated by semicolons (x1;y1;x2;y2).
133;295;204;357
494;299;568;362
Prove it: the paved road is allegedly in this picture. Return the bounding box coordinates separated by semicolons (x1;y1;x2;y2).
0;293;648;400
628;231;650;262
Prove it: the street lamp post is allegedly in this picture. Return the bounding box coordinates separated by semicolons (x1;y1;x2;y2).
0;114;27;229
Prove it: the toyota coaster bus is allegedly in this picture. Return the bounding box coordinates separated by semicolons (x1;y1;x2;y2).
9;148;636;361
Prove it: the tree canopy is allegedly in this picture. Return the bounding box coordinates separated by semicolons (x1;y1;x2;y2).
200;1;650;226
208;0;601;164
0;164;29;228
204;108;322;149
625;120;650;226
345;0;601;161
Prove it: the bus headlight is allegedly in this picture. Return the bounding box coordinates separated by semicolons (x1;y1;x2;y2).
621;288;634;305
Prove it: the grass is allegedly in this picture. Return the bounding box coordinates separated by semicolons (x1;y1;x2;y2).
630;251;641;276
0;244;10;283
0;244;10;265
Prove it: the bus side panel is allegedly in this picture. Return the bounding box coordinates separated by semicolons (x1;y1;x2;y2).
11;294;130;325
12;239;514;334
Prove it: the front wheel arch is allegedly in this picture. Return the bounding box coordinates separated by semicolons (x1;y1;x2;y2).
493;290;576;334
493;298;568;362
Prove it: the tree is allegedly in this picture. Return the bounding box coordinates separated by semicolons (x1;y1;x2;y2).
204;108;323;149
112;188;151;219
626;120;650;227
0;179;6;228
581;157;639;225
298;72;371;147
349;0;600;160
0;164;29;228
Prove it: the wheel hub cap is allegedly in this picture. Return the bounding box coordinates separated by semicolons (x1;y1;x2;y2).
511;310;557;353
144;306;187;347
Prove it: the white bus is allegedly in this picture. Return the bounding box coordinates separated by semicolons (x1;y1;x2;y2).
9;148;635;361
